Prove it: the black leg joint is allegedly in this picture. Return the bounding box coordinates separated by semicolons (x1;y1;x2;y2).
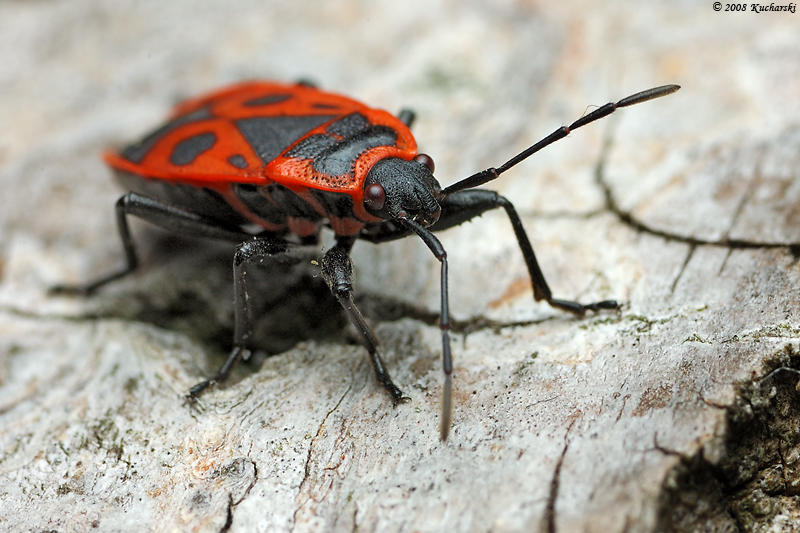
320;246;354;296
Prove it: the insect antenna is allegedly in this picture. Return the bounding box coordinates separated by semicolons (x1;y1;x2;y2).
442;84;680;196
397;212;454;441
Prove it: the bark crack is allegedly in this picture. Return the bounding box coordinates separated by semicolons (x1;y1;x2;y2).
542;419;576;533
670;244;696;294
234;458;259;506
219;494;234;533
594;131;799;251
291;382;353;531
656;346;800;531
214;458;258;532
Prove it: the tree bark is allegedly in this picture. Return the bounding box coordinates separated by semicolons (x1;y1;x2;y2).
1;2;798;532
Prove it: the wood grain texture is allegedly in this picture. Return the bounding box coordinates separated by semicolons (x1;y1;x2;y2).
1;1;799;532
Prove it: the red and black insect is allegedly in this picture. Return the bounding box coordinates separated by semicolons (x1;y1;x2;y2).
53;80;680;440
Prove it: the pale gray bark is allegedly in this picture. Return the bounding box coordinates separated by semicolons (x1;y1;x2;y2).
1;2;799;532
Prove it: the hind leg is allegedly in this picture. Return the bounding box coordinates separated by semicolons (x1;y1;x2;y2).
51;192;250;295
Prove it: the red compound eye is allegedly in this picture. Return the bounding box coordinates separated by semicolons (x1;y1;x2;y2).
364;183;386;211
414;153;435;174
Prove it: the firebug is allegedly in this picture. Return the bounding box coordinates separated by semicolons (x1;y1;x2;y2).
53;81;680;440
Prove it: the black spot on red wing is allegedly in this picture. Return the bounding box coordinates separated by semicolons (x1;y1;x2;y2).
235;115;336;164
228;154;249;169
121;107;212;163
169;132;217;166
243;94;292;107
312;103;340;109
326;113;369;137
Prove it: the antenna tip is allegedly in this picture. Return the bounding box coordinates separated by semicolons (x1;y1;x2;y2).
616;84;682;108
439;374;453;441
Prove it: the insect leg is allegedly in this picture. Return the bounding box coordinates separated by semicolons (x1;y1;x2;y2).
47;192;296;399
320;237;410;406
189;236;308;398
435;189;619;315
51;192;249;295
397;109;416;128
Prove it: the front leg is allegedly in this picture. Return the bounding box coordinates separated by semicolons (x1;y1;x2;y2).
440;190;619;315
362;189;619;315
492;193;618;315
320;237;410;406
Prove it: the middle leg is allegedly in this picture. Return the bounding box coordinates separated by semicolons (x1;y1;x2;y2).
320;235;410;406
189;236;314;398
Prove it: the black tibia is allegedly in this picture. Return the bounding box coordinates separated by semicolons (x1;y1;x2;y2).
190;236;313;398
487;194;618;315
46;191;308;399
321;236;410;405
188;346;249;398
372;189;618;316
51;192;250;295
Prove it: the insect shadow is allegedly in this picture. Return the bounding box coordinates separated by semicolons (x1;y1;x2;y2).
88;226;349;375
